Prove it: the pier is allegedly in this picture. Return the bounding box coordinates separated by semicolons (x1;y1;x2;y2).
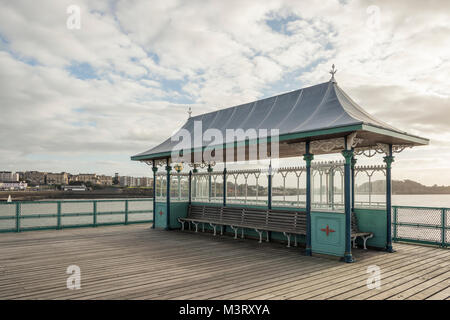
0;224;448;300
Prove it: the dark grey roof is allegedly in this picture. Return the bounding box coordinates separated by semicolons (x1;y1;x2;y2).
132;81;428;160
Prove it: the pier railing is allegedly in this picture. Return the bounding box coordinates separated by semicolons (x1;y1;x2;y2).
393;205;449;247
0;199;153;233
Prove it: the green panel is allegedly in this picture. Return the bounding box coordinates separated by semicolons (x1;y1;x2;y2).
311;211;345;256
169;202;189;229
154;202;167;229
354;208;387;248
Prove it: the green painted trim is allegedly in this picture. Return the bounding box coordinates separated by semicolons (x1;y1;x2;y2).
0;216;15;220
393;222;445;229
394;238;446;246
131;122;430;162
0;198;153;205
393;205;447;210
130;125;363;161
0;229;16;233
361;124;429;145
0;199;153;233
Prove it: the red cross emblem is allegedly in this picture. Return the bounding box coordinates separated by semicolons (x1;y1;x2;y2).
159;210;164;216
321;225;335;236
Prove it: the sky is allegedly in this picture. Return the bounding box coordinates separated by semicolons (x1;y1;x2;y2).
0;0;449;185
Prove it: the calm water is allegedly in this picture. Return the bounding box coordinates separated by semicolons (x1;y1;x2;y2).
268;194;450;208
360;194;450;207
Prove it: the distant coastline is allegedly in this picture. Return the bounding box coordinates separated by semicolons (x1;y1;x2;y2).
0;187;153;202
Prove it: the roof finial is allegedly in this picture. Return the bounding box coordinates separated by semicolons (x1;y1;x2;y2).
187;106;192;119
329;64;337;83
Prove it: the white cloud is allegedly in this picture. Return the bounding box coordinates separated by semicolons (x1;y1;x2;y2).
0;0;449;182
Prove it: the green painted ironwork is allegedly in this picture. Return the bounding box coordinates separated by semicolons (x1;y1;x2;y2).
0;199;153;233
392;205;449;247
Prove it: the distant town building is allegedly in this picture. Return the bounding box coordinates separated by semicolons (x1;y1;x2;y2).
0;171;19;182
119;176;135;187
0;182;27;190
74;174;98;184
23;171;47;185
137;177;152;187
46;172;69;185
119;176;152;187
97;175;113;185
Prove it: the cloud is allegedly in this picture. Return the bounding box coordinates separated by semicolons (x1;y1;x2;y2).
0;0;449;182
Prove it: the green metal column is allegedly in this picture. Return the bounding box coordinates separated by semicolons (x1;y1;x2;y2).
441;208;446;247
304;141;314;256
188;170;192;205
15;202;21;233
393;206;398;242
384;145;395;253
207;164;213;203
93;200;97;227
329;168;334;210
223;167;227;206
152;161;157;229
193;166;198;202
125;199;129;225
351;156;357;212
57;201;62;229
166;161;172;231
342;148;354;263
268;163;272;210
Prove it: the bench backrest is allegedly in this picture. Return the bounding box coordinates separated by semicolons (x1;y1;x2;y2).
188;205;205;219
351;212;361;233
188;205;306;232
267;209;306;233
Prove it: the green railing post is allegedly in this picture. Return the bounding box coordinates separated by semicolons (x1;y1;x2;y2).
93;201;97;227
393;206;398;242
441;208;446;247
57;201;62;230
125;200;129;225
15;202;21;232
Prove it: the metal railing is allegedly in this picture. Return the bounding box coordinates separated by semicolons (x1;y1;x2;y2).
393;205;449;247
0;199;153;233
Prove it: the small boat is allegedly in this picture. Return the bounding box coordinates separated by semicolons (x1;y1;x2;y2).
7;195;12;203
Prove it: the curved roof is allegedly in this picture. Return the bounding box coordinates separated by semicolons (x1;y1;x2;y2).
132;80;428;161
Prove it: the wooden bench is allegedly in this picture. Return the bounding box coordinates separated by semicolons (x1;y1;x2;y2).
179;205;306;247
351;213;374;249
179;205;373;250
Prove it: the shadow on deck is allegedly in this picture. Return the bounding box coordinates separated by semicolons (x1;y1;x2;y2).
0;224;448;300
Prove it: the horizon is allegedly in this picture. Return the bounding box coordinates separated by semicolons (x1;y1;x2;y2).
1;0;449;184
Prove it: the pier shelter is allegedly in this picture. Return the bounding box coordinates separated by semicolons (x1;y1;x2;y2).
131;69;428;262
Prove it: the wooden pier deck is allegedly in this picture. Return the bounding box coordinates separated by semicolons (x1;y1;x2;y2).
0;225;448;300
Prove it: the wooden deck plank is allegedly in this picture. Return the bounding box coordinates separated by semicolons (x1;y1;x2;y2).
0;225;448;300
